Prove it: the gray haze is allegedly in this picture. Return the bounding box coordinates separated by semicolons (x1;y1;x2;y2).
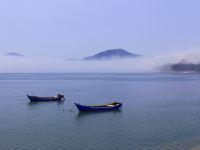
1;50;200;73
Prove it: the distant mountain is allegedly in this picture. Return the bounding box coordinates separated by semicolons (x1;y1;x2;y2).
160;62;200;73
84;49;140;60
5;52;25;57
170;63;200;72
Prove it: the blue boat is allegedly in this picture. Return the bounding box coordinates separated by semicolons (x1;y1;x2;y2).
74;102;122;112
27;94;65;102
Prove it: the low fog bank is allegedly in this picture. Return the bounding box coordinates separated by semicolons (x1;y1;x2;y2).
0;56;153;73
1;50;200;73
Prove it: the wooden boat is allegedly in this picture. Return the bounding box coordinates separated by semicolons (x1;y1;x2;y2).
74;102;122;112
27;94;65;102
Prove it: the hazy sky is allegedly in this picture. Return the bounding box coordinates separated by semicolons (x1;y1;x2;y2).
1;0;200;59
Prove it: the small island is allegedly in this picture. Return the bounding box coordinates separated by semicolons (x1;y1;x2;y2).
5;52;25;57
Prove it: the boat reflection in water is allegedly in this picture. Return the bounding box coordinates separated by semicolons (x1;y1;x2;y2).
28;100;64;105
76;109;122;122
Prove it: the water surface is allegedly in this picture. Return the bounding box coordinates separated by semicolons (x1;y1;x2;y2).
0;73;200;150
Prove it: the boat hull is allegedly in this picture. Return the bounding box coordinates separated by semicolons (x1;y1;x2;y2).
74;102;122;112
27;95;63;102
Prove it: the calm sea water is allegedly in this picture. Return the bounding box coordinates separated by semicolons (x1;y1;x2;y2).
0;73;200;150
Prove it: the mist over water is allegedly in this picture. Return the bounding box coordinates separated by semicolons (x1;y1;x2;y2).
1;50;200;73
